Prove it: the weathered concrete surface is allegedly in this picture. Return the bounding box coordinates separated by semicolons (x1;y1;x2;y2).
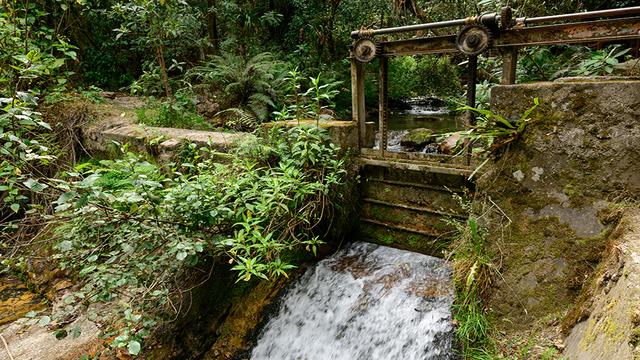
83;99;369;160
0;316;101;360
262;119;375;150
563;208;640;360
478;79;640;334
82;98;245;160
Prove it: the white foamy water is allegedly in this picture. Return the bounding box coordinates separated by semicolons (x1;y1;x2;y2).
251;242;454;360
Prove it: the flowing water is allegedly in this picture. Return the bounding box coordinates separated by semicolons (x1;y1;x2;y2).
373;98;463;153
250;242;455;360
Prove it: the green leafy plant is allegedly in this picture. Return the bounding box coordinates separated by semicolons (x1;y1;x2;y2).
451;217;494;357
443;202;499;359
442;98;540;155
113;0;201;97
273;70;340;124
571;45;631;76
518;45;631;82
48;125;348;355
136;93;211;130
188;52;286;129
0;7;77;225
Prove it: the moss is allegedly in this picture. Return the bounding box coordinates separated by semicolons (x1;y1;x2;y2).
400;128;435;147
360;223;448;257
0;275;48;326
487;203;610;333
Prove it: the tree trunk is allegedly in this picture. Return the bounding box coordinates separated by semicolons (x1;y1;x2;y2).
156;44;171;97
326;0;341;60
207;0;219;53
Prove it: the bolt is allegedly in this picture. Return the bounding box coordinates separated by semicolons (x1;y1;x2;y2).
467;34;480;47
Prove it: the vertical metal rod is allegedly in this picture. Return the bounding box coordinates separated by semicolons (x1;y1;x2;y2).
501;47;518;85
351;58;367;148
379;57;389;157
465;55;478;165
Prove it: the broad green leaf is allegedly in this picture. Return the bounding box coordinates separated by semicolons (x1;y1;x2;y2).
38;316;51;327
128;340;141;355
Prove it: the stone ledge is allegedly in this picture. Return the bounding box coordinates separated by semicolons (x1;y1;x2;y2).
262;119;375;150
82;118;245;160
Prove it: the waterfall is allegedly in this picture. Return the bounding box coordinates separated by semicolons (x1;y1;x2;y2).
250;242;455;360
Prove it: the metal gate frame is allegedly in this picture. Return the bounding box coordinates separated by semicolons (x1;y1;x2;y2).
349;6;640;159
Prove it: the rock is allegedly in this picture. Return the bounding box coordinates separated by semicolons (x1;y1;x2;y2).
0;315;101;360
399;128;435;149
318;114;334;122
438;134;461;154
195;95;220;120
563;209;640;360
81;97;246;161
613;58;640;77
404;97;446;109
0;275;46;326
98;91;117;99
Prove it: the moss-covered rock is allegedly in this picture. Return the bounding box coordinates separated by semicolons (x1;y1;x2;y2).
400;128;435;149
563;208;640;360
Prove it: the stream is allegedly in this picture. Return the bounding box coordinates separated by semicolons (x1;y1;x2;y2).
374;98;463;153
250;242;455;360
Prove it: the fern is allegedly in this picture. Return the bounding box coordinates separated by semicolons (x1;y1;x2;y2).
188;52;285;128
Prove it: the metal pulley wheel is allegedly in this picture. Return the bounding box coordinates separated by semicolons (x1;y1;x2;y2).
352;37;380;63
456;24;492;56
500;6;513;29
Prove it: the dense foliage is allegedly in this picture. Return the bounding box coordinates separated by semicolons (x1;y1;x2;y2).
1;0;637;357
47;126;346;353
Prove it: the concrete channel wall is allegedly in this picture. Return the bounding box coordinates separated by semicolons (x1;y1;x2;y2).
481;78;640;358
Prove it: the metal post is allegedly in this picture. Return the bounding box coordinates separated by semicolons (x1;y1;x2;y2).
501;47;518;85
465;55;478;165
351;58;366;147
379;57;389;156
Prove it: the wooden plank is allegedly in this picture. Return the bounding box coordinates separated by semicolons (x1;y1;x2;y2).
363;197;468;219
359;148;484;167
360;218;444;238
366;178;467;194
358;157;474;176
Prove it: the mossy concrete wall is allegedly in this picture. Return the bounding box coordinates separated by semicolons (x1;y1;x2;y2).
479;79;640;335
262;119;375;150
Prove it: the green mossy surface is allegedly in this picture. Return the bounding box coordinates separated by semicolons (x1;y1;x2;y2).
400;128;435;147
480;81;640;346
360;223;449;257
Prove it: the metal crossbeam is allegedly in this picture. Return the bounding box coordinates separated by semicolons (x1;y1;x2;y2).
350;6;640;161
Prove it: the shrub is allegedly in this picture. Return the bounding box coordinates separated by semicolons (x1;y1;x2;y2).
48;125;347;355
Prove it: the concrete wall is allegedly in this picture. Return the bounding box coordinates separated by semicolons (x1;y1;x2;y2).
476;79;640;354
